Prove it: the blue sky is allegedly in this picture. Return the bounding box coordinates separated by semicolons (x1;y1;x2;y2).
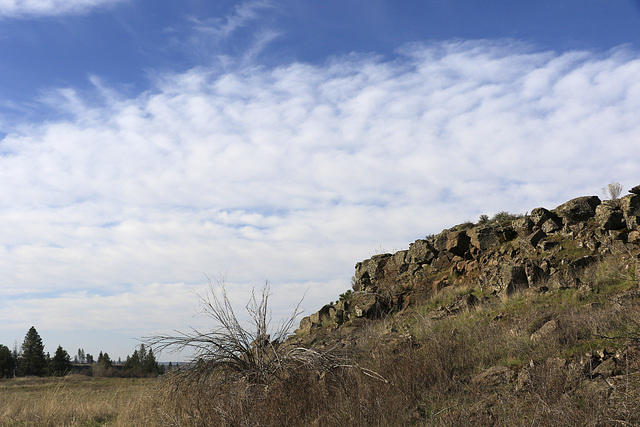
1;0;640;361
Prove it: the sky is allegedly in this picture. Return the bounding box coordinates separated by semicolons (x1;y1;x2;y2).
1;0;640;362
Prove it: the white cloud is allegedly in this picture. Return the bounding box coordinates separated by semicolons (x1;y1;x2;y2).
190;0;274;41
1;40;640;359
0;0;126;18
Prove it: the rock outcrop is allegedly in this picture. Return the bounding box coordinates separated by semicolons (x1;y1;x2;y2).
297;189;640;334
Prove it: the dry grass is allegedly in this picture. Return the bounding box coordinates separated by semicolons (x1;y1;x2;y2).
147;255;640;426
4;255;640;426
0;375;163;426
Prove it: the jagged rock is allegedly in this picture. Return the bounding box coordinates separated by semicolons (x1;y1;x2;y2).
468;225;501;251
387;250;409;276
513;217;533;235
500;226;518;242
432;251;453;270
352;293;380;318
524;261;547;285
619;194;640;230
591;357;619;378
530;207;555;227
434;230;471;257
595;203;625;230
554;196;601;223
529;229;546;247
541;217;562;233
297;304;337;333
629;185;640;195
500;264;528;294
354;254;392;292
407;239;437;265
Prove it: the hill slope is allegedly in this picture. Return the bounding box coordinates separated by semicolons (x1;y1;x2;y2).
288;187;640;425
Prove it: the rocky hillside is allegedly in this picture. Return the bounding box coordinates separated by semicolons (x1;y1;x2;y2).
297;186;640;336
287;185;640;425
155;186;640;426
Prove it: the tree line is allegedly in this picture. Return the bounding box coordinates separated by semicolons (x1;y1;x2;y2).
0;326;165;378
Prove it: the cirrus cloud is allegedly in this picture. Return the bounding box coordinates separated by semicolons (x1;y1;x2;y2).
0;0;126;18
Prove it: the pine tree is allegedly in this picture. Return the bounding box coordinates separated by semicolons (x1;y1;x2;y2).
97;351;113;369
124;349;142;375
50;345;72;376
123;344;161;376
142;346;160;375
0;344;16;378
19;326;47;376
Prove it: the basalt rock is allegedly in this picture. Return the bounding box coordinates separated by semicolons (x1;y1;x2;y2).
595;203;625;230
304;187;640;338
553;196;601;224
620;194;640;230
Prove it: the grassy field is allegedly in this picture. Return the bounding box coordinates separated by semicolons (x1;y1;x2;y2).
0;375;162;426
2;256;640;426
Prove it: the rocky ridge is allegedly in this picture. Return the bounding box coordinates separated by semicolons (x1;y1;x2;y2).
283;186;640;424
297;185;640;335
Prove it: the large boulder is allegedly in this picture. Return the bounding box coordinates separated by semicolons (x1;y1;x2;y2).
541;217;562;233
554;196;601;223
530;207;555;227
407;239;437;265
443;230;471;257
351;293;380;318
468;225;501;251
354;254;392;292
500;264;529;294
297;304;336;333
529;229;547;247
434;230;470;256
513;217;533;236
595;203;625;230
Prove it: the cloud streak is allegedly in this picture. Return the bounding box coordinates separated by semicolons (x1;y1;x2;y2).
0;0;126;18
1;40;639;359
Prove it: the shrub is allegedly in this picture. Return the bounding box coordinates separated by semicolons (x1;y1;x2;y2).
147;279;320;384
603;182;623;200
491;211;523;223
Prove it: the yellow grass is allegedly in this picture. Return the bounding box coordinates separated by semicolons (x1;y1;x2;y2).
0;374;166;426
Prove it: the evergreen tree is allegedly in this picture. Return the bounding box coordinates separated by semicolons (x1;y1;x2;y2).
97;351;113;369
19;326;47;376
124;349;142;375
93;351;114;376
123;344;161;376
50;345;72;376
142;346;160;375
0;344;16;378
